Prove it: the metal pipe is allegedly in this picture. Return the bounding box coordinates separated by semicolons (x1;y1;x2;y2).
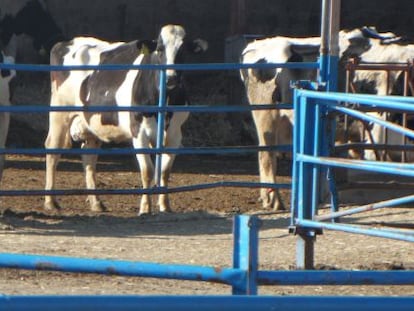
333;105;414;140
232;215;260;295
327;0;340;91
296;219;414;242
154;69;167;186
0;253;243;286
319;0;331;84
297;154;414;178
315;193;414;221
258;270;414;285
297;89;414;109
0;180;291;197
1;144;292;156
2;296;414;311
0;103;294;113
0;61;320;72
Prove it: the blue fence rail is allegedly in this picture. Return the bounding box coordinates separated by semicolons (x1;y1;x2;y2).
1;57;414;309
0;61;298;198
2;296;414;311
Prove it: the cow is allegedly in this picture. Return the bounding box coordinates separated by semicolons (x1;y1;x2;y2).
0;0;65;61
344;29;414;161
239;27;402;211
44;24;208;216
0;51;16;184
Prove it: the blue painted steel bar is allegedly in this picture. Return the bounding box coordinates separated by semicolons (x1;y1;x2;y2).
0;103;293;113
297;154;414;177
1;296;414;311
301;89;414;104
0;253;243;286
0;145;292;155
311;101;322;217
316;193;414;221
335;142;414;154
154;70;167;186
257;270;414;285
327;0;340;91
297;89;414;110
296;219;414;242
333;105;414;139
232;215;260;295
319;0;331;85
293;94;316;270
0;61;319;72
0;181;291;197
291;88;301;224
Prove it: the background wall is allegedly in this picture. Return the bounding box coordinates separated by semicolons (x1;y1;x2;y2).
42;0;414;63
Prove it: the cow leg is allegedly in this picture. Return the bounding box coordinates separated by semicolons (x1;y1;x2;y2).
252;109;285;211
156;112;189;213
81;139;105;212
0;112;10;183
44;112;72;211
133;136;154;215
157;152;174;213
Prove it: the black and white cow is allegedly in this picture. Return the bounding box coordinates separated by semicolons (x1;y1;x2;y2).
344;29;414;161
0;51;16;184
239;30;354;211
44;24;208;215
0;0;65;60
239;27;406;211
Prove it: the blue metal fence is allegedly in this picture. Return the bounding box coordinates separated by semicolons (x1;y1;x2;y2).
291;88;414;269
1;52;414;309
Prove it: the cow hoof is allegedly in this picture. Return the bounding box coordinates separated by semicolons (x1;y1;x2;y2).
273;202;286;211
258;196;273;209
158;205;172;213
273;191;287;211
138;210;151;217
138;202;152;216
44;200;61;211
90;201;106;212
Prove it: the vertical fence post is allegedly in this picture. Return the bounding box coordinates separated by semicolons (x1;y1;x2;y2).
155;69;167;186
298;95;316;270
232;215;260;295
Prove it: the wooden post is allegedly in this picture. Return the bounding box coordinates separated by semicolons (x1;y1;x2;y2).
229;0;246;36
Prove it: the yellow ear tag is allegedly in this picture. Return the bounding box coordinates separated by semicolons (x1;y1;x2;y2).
140;44;150;55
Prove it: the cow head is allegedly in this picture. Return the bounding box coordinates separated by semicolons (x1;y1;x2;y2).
339;27;380;61
0;51;16;104
155;24;208;89
0;51;15;80
0;0;65;56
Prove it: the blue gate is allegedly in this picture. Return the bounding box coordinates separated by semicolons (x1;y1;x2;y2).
291;89;414;269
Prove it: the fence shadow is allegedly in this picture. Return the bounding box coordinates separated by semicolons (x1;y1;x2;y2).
1;209;290;238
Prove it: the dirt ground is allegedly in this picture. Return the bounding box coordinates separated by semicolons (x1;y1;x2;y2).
1;153;414;296
0;72;413;297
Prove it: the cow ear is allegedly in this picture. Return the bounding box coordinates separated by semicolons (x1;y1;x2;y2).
346;36;371;56
191;38;208;53
136;40;157;55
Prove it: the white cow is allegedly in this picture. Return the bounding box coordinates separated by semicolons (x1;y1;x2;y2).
44;24;207;215
346;31;414;161
0;51;16;184
239;27;400;211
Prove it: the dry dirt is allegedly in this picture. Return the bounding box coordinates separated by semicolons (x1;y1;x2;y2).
1;72;414;297
0;153;414;297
